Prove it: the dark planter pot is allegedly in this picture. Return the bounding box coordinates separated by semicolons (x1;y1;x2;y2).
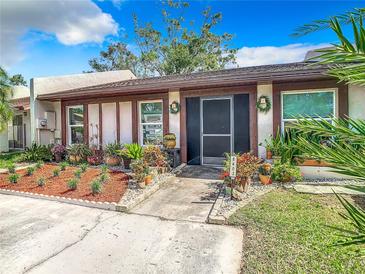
122;157;131;169
54;154;63;163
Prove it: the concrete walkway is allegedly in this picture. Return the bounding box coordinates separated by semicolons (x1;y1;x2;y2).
0;194;242;274
294;184;365;195
131;177;220;222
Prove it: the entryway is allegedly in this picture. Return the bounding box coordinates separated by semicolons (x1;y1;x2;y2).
186;94;251;166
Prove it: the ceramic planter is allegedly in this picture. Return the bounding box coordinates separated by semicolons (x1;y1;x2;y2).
122;157;131;169
236;177;251;193
164;139;176;149
69;155;82;164
266;150;272;160
54;153;63;163
144;174;153;185
259;174;271;185
105;156;120;166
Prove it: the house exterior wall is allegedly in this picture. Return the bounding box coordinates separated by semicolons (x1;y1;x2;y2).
257;84;273;159
102;103;117;146
0;130;9;152
168;90;180;147
88;104;100;147
349;84;365;120
120;102;133;144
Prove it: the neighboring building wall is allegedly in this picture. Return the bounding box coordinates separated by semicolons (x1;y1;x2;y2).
349;85;365;120
257;84;273;159
168;90;180;147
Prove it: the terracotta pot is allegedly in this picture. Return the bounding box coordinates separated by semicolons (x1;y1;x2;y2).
54;153;63;163
164;139;176;149
266;150;272;160
122;157;131;169
69;155;82;164
144;174;153;185
259;174;271;185
236;177;251;193
105;156;120;166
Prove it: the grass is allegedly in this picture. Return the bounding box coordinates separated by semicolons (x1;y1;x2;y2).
228;189;365;273
0;152;22;169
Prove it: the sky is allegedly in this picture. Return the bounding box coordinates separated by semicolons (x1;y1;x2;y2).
0;0;361;82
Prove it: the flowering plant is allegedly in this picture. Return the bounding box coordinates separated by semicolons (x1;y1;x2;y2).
51;144;66;156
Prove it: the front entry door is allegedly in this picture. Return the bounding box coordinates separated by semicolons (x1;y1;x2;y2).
201;97;233;165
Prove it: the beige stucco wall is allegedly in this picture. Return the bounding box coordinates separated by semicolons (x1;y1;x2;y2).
102;103;117;146
88;104;100;147
0;130;9;152
120;102;133;144
168;90;180;147
349;85;365;120
257;84;273;159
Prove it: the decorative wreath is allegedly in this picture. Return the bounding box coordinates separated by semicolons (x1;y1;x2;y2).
169;101;180;114
256;95;271;113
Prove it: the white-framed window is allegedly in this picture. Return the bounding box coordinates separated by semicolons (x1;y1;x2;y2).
139;100;163;145
67;105;84;145
281;89;336;131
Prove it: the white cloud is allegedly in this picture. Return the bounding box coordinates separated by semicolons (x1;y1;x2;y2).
0;0;119;67
235;43;330;67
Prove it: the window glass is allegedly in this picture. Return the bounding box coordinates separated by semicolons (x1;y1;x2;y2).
140;101;163;145
141;102;162;123
70;127;84;144
69;106;84;125
283;91;334;119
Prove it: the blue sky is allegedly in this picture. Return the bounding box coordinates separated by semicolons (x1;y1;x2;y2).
1;0;361;82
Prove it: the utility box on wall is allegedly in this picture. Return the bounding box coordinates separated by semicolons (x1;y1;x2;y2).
36;111;56;130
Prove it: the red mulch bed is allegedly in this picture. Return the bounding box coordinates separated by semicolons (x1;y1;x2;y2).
0;164;129;203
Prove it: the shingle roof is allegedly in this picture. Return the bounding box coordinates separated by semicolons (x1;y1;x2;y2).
37;62;330;100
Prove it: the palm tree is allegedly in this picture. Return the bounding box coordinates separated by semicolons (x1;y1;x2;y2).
0;67;14;132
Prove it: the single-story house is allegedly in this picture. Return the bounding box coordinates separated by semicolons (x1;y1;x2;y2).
32;60;365;166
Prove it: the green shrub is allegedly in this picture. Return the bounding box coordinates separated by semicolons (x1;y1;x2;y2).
79;163;88;173
100;165;108;174
74;169;82;179
26;166;35;176
8;173;20;184
53;168;60;177
91;179;102;195
123;143;143;160
59;162;68;171
35;161;44;169
7;163;16;174
37;177;45;187
18;143;53;162
99;173;109;183
67;178;78;190
271;163;302;183
67;144;92;160
104;142;122;157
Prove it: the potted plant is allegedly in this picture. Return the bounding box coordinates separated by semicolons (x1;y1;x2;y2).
258;163;272;185
87;146;103;165
121;143;143;167
130;159;150;188
117;148;132;169
143;145;168;174
67;144;92;164
104;143;121;166
51;144;66;162
163;133;176;149
271;163;302;183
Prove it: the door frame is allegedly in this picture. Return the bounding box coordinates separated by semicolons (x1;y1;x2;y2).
200;96;234;166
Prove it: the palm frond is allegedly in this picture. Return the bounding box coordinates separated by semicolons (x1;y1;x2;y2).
292;8;365;37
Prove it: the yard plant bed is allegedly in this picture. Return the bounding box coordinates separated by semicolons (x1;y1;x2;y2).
0;164;128;203
229;189;365;273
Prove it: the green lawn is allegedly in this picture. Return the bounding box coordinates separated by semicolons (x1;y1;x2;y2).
0;152;22;168
228;189;365;274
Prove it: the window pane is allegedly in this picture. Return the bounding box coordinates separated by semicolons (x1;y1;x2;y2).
283;92;334;119
142;124;163;145
70;127;84;144
141;102;162;123
69;106;84;125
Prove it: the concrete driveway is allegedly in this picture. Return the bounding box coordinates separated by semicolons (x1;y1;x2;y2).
131;177;220;222
0;194;242;274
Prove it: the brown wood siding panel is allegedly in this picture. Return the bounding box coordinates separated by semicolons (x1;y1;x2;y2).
272;79;349;135
116;102;120;143
61;101;66;145
98;103;103;148
179;84;258;163
163;95;169;135
132;100;138;143
83;104;89;145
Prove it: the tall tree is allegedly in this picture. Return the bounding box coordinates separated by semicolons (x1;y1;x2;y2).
9;74;27;86
89;0;237;77
0;67;14;132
